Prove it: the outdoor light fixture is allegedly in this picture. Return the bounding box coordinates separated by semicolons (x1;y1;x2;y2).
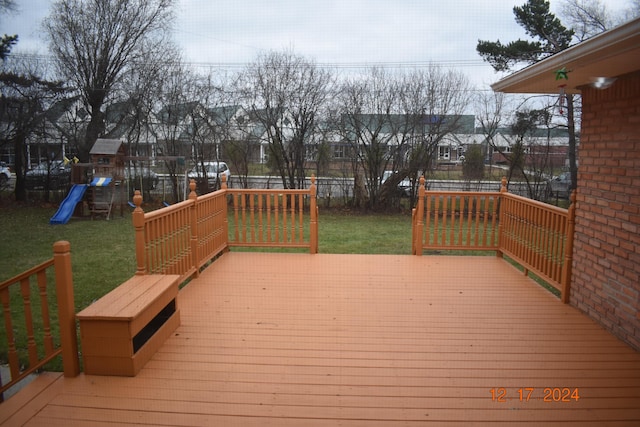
591;77;617;89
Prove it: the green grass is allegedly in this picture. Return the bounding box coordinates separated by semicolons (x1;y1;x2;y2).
319;212;413;254
0;207;136;310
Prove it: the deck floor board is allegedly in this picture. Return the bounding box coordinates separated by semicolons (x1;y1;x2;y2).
3;252;640;425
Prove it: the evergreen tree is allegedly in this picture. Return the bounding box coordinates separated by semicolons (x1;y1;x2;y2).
477;0;578;193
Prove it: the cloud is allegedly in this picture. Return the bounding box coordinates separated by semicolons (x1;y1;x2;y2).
12;0;623;89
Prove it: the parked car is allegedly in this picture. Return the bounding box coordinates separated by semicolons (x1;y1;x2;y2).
0;162;10;188
382;171;412;197
550;172;572;198
187;162;231;187
25;160;71;190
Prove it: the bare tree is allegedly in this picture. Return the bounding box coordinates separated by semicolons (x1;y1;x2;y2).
44;0;176;161
0;59;67;201
338;66;472;209
188;74;237;192
151;61;199;201
337;68;401;208
560;0;640;41
238;50;333;189
475;91;510;176
397;66;472;202
504;108;557;200
104;46;178;200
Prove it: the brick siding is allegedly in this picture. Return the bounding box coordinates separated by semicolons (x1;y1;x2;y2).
572;71;640;350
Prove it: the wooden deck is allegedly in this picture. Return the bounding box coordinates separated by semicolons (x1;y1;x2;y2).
2;252;640;426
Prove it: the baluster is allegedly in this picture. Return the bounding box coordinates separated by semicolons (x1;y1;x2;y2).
553;212;563;280
168;212;176;273
456;196;463;246
290;194;296;243
274;194;280;243
298;193;303;243
250;193;256;243
490;195;496;247
267;193;272;242
542;209;552;278
36;270;54;355
1;287;19;379
282;193;288;243
433;196;440;246
258;194;264;243
20;278;39;368
241;193;247;243
466;196;477;247
442;196;448;246
233;192;240;243
153;218;161;274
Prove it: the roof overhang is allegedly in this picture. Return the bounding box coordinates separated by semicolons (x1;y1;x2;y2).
492;18;640;94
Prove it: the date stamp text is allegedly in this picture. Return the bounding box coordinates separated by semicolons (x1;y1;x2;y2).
490;387;580;402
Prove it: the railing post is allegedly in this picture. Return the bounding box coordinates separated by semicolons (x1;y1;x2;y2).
222;175;229;252
310;175;318;254
561;190;576;304
133;191;146;275
53;241;80;377
189;179;199;276
496;176;507;258
413;176;425;255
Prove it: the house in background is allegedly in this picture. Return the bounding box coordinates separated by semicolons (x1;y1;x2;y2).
489;128;571;169
493;17;640;351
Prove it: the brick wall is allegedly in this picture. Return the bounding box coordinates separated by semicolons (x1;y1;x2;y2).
571;71;640;351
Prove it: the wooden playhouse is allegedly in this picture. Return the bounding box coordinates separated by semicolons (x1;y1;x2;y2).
89;139;126;219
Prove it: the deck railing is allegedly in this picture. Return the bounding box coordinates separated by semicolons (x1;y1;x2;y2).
0;241;80;400
500;191;576;303
133;176;318;284
228;187;318;250
413;177;576;303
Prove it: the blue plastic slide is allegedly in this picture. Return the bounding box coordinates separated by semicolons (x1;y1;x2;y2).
49;184;88;225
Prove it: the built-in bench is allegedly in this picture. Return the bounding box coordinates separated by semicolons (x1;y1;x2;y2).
77;274;181;376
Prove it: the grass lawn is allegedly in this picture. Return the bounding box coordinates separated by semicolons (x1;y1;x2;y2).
0;206;136;310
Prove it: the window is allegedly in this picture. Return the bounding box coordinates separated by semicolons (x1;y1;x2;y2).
333;144;347;159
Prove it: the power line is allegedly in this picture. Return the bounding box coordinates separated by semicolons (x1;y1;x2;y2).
7;52;489;71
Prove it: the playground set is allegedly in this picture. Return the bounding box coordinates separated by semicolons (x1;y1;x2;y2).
50;139;127;224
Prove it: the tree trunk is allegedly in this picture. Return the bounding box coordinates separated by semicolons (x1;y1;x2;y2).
13;131;27;202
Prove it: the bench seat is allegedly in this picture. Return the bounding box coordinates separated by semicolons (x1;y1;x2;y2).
77;274;181;376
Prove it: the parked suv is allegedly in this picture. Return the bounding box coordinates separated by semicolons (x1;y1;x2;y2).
187;161;231;187
25;160;71;190
0;162;10;189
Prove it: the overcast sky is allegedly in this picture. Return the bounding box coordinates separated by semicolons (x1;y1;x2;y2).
1;0;633;89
